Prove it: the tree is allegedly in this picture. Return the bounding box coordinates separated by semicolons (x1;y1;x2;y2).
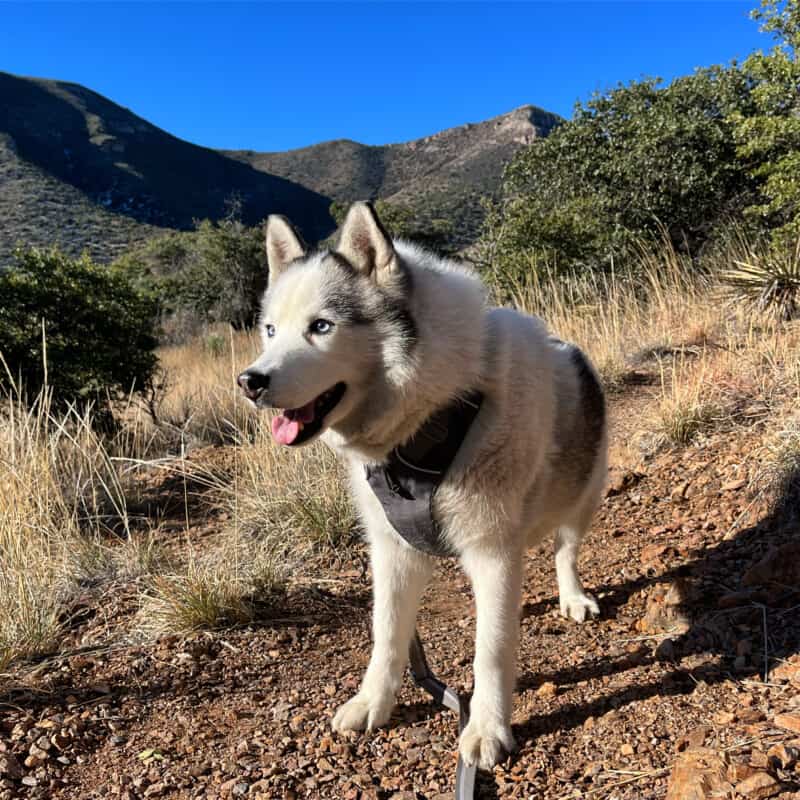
116;200;268;334
479;67;755;286
734;0;800;243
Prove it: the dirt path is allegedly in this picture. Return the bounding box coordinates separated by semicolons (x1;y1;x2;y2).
1;392;799;799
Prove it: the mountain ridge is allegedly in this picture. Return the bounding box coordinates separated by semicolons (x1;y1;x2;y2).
0;71;560;263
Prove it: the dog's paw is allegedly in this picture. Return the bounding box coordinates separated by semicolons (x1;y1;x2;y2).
332;691;393;733
559;591;600;623
458;717;516;769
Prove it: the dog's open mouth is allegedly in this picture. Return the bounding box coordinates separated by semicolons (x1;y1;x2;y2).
270;383;346;446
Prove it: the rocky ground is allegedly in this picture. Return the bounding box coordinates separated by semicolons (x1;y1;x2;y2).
1;385;799;800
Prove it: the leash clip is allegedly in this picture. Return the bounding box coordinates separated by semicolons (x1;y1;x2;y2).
408;630;476;799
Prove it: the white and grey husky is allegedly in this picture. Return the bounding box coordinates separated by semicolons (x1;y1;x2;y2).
238;203;607;769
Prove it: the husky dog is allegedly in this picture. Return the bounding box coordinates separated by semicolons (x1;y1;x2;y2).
238;203;607;769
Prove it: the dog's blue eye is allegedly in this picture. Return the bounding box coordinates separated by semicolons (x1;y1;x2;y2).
265;324;275;338
310;319;333;335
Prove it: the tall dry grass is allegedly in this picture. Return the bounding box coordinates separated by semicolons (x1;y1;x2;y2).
3;236;800;667
0;385;140;669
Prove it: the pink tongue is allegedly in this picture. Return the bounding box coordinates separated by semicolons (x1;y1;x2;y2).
271;415;300;445
270;400;316;446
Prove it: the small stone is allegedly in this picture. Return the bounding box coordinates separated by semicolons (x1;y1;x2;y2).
766;743;798;770
323;684;337;697
21;776;38;788
0;754;22;780
620;743;635;756
735;771;781;799
536;681;557;699
773;713;800;734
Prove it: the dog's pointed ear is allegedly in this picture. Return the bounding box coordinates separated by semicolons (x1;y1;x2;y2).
337;202;398;279
266;215;306;283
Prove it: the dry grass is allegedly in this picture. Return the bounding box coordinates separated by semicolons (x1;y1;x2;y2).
139;326;262;447
0;388;136;669
3;236;800;668
650;356;722;448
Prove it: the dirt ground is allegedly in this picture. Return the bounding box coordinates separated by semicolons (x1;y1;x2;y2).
2;385;799;799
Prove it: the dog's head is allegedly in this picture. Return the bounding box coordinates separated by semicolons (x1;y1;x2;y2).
238;202;416;447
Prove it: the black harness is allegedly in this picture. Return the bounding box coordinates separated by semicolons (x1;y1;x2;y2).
364;391;483;557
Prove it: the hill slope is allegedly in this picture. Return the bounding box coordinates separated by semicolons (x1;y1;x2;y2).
227;104;560;247
0;72;559;263
0;72;333;264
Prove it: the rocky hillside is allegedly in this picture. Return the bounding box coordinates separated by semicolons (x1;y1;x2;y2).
0;72;333;265
0;71;559;264
226;105;560;248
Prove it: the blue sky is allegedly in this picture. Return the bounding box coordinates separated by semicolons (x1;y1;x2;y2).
2;2;769;152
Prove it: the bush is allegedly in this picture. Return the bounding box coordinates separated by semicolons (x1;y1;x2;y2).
734;1;800;244
479;67;755;287
116;201;268;334
0;247;158;412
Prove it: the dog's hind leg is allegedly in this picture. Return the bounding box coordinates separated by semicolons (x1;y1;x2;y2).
332;525;433;733
457;542;522;769
554;514;599;623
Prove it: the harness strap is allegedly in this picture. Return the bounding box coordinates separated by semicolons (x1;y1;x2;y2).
365;391;484;557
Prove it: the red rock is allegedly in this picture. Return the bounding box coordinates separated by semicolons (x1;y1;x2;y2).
773;713;800;734
666;748;732;800
742;542;800;587
735;771;781;799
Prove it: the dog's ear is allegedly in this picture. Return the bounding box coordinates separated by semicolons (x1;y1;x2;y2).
337;202;398;280
266;215;306;284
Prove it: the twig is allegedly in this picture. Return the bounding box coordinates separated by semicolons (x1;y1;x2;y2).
557;767;670;799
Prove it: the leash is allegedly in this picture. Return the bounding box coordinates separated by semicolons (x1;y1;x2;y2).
408;630;477;799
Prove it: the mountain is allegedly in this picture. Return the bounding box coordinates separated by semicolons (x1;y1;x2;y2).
0;72;333;264
226;104;560;249
0;71;560;264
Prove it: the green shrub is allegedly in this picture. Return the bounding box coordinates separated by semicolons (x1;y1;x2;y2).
733;1;800;244
116;202;268;334
479;67;755;287
0;247;158;412
721;237;800;319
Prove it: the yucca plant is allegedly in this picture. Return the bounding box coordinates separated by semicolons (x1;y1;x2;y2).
721;239;800;320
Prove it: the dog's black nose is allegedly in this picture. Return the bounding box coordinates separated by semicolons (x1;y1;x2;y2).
237;371;270;399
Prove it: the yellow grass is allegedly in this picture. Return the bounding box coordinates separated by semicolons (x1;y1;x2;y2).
2;238;800;667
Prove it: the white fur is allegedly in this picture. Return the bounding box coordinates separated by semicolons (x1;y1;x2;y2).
243;205;608;770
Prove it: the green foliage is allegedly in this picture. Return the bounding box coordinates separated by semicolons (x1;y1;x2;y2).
116;202;268;334
480;68;755;289
721;237;800;319
0;247;158;410
733;1;800;243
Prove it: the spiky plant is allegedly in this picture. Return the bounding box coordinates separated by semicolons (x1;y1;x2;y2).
721;239;800;320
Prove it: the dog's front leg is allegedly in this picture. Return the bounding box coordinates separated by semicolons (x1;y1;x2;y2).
332;526;433;733
459;542;522;769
